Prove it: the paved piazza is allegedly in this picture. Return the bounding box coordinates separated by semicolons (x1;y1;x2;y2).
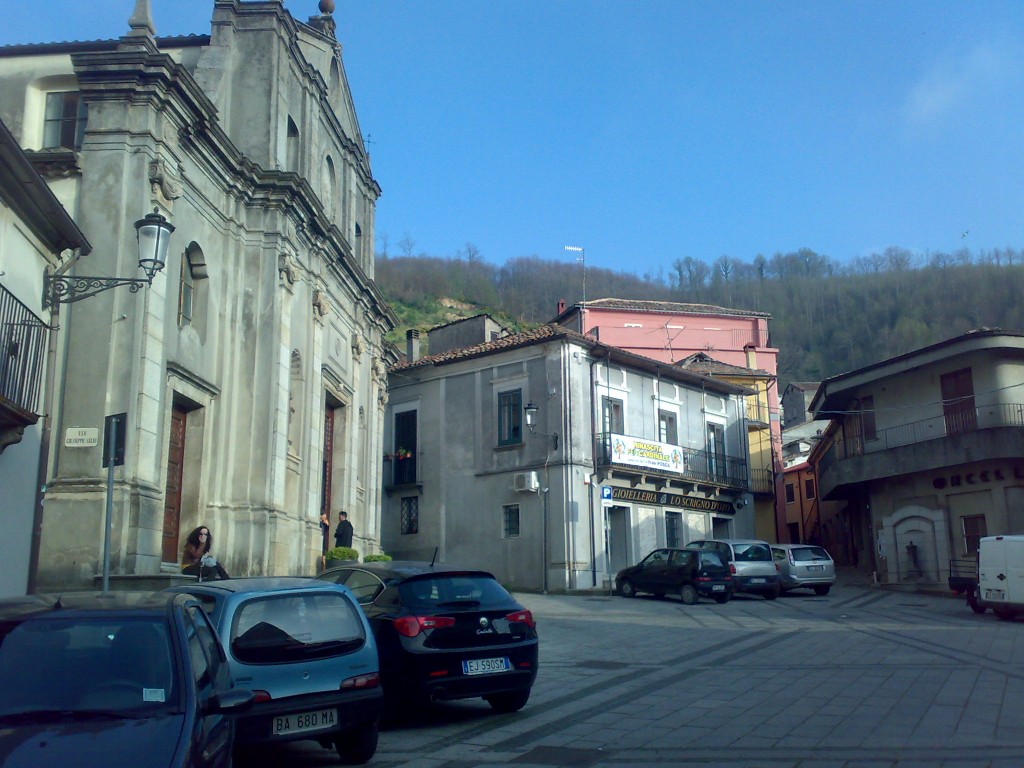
252;578;1024;768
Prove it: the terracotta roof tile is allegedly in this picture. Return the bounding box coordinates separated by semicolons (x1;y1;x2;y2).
390;325;571;371
558;297;771;319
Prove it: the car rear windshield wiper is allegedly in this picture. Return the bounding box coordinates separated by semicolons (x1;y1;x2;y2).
295;638;364;654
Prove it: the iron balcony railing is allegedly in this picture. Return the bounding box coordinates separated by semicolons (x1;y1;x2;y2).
0;285;48;415
819;402;1024;475
746;400;771;425
384;454;419;488
596;432;748;490
749;467;775;495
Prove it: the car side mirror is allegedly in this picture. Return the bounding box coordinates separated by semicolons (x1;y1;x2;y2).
207;688;255;715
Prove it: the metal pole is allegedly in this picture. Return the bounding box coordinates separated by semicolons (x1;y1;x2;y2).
102;415;116;592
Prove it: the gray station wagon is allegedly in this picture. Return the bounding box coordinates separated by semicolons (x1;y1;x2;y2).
685;539;781;599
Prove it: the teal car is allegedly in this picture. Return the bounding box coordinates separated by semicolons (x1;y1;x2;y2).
167;577;382;764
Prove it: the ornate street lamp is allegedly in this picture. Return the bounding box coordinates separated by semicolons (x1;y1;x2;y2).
524;401;558;450
43;209;175;308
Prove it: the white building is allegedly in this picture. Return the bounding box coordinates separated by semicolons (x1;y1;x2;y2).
0;117;90;597
0;1;395;590
382;321;756;592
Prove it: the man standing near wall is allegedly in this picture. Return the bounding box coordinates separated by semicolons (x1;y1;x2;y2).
334;511;354;549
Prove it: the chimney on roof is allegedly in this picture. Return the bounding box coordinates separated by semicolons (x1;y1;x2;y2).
406;329;421;362
557;299;567;315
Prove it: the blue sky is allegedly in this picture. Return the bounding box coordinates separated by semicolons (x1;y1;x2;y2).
3;1;1023;278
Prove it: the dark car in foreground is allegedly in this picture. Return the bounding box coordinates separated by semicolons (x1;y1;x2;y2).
167;577;381;764
0;590;252;768
771;544;837;595
317;561;538;716
616;548;734;604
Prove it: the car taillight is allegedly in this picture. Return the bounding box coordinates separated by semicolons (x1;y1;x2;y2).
788;551;796;565
776;562;781;572
729;563;737;575
252;690;272;703
341;672;380;689
393;615;456;638
505;609;535;628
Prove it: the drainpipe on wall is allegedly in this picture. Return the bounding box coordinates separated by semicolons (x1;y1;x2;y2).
588;348;608;589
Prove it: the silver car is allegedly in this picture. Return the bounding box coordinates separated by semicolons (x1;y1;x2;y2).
772;544;836;595
685;539;781;599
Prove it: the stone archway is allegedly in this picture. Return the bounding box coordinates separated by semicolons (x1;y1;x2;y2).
878;505;948;585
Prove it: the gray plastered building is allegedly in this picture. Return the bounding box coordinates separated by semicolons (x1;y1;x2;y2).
383;325;756;592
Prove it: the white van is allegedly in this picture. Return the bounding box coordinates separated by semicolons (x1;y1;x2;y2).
976;535;1024;619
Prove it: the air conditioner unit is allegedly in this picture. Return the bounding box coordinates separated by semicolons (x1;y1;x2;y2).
513;471;540;492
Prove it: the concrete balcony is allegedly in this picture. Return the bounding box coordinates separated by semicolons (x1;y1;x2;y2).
818;403;1024;500
596;432;748;493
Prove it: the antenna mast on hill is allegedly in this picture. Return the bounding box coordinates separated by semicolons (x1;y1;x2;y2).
565;245;585;332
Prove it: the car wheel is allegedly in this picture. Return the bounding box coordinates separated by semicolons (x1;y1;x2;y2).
764;585;780;600
713;593;730;604
968;589;986;614
619;579;636;598
485;688;531;713
335;722;379;765
679;584;699;605
813;585;831;596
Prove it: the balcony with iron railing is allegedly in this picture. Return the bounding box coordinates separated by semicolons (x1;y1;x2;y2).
748;467;775;495
0;285;49;434
817;402;1024;499
596;432;748;491
746;400;771;427
383;452;420;492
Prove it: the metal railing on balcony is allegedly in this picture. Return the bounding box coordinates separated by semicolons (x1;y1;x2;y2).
0;286;48;415
827;402;1024;466
384;454;419;488
746;401;771;425
749;467;775;495
596;432;748;490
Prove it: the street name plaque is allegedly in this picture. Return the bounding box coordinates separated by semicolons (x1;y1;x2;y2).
65;427;99;448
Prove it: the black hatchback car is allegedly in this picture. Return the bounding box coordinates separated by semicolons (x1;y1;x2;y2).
317;561;538;715
616;548;734;604
0;591;252;768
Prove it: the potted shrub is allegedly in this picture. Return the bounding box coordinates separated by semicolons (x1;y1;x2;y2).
364;553;392;563
325;546;359;569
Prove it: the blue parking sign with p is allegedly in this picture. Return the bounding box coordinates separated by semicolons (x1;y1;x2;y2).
601;486;612;500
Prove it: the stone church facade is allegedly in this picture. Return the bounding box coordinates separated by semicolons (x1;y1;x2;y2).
0;0;395;590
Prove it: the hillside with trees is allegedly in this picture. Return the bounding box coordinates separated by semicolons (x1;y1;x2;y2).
375;245;1024;386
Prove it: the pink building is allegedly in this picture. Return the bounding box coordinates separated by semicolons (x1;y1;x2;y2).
552;298;783;541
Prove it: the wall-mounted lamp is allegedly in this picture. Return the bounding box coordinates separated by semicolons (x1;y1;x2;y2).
43;209;175;309
524;401;558;450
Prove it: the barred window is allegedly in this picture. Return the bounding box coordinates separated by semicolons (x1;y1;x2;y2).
502;504;520;538
400;496;418;535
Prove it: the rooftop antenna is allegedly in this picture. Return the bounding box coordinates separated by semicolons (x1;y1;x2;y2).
430;546;438;567
565;245;585;332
